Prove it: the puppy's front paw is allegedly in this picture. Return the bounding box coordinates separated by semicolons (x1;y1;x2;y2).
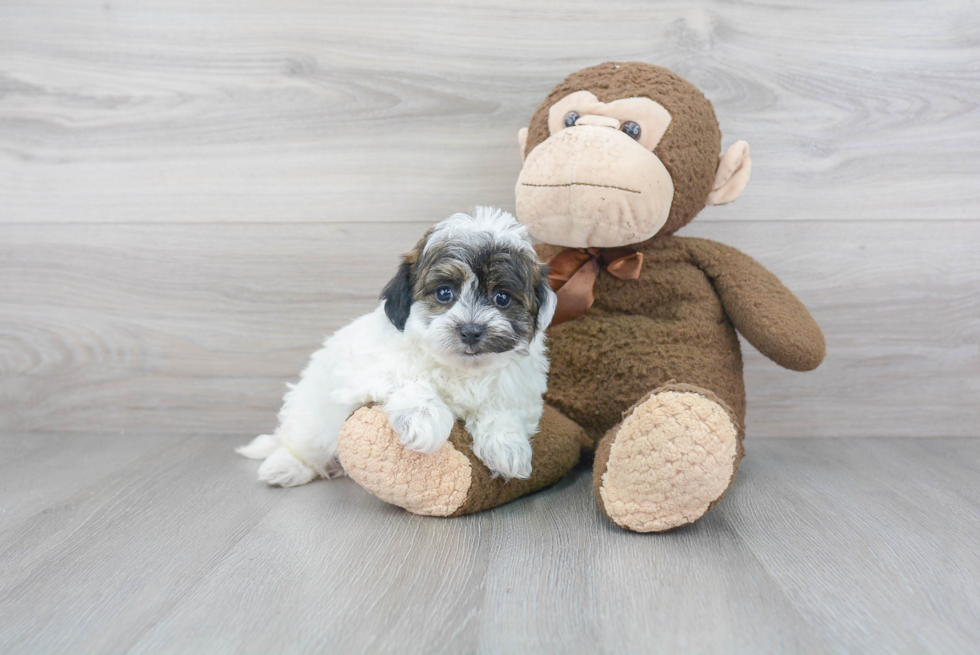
473;434;533;480
387;404;454;454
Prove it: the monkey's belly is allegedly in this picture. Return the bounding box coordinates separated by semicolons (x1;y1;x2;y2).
545;313;745;442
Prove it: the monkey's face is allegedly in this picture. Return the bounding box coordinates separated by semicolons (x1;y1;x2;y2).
515;90;675;248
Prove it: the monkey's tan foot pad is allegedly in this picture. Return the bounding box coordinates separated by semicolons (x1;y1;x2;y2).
337;406;472;517
596;391;739;532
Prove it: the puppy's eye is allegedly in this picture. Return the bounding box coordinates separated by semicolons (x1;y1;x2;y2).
492;291;512;308
563;111;580;128
434;286;454;304
621;121;641;140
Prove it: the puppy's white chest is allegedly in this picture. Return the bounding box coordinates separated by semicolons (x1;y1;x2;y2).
430;372;495;417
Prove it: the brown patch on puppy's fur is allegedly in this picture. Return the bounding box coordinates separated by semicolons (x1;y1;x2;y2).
382;219;554;358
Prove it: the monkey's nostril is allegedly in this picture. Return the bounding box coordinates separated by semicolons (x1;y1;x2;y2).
458;324;485;346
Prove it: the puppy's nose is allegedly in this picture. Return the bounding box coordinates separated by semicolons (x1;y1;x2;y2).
458;324;485;346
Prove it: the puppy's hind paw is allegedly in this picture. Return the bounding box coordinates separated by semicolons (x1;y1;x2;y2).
257;447;318;487
474;435;533;481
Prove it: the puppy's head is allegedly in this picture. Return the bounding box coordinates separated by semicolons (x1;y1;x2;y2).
380;207;557;367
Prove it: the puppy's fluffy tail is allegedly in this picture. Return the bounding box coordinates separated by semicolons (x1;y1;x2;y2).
236;434;280;459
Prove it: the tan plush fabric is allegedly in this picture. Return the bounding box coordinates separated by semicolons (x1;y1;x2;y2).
517;127;529;161
546;90;672;152
594;388;739;532
337;406;471;517
337;405;587;517
517;125;674;247
707;141;752;206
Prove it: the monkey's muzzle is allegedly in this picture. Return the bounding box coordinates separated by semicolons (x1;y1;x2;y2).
515;126;674;248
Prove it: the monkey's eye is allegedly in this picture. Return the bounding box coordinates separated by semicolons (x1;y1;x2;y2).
563;111;580;128
621;121;641;140
435;286;454;304
492;291;512;308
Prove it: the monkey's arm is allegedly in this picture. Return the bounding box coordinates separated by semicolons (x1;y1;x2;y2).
683;237;825;371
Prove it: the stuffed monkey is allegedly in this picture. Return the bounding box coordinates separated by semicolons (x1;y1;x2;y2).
337;62;825;532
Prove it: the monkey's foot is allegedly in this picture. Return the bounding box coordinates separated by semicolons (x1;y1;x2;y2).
594;385;741;532
337;406;472;516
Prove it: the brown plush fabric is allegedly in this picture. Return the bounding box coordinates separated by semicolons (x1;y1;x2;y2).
544;236;747;445
542;235;824;444
336;62;824;532
338;405;474;517
524;62;722;237
683;238;826;371
449;405;587;516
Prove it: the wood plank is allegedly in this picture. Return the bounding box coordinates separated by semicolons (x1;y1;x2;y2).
590;509;834;654
0;432;184;530
128;477;493;654
728;438;980;653
473;473;606;654
127;469;835;655
2;220;977;438
1;0;978;224
0;221;424;438
1;433;977;653
0;436;287;653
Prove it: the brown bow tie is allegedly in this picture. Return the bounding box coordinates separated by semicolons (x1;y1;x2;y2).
547;247;644;326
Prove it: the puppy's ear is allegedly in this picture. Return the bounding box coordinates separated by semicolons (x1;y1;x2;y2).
381;233;428;331
534;267;558;332
381;259;413;330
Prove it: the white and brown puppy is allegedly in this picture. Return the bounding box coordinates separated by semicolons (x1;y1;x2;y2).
238;207;557;485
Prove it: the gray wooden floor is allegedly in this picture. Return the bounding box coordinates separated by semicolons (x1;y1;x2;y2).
0;434;978;654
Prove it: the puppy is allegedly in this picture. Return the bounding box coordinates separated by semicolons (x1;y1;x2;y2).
238;207;557;486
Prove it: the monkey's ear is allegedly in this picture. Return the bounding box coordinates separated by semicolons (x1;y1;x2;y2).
518;127;529;162
534;268;558;331
707;141;751;206
380;258;415;331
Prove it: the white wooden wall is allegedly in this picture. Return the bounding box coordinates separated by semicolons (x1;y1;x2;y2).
2;0;978;438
